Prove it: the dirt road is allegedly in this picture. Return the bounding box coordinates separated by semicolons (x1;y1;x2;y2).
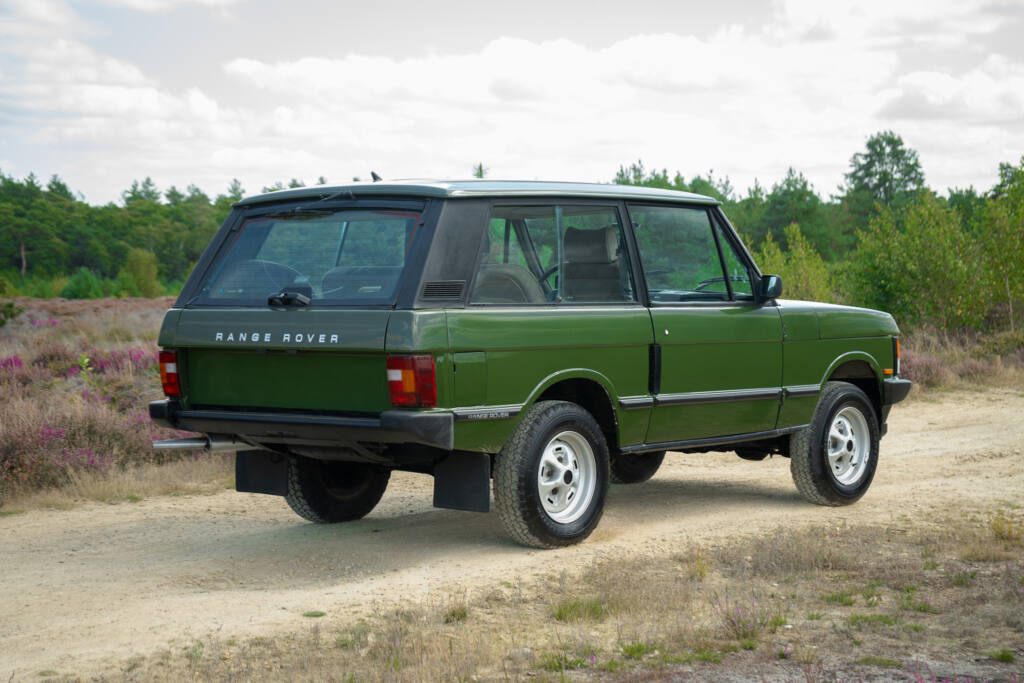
2;389;1022;679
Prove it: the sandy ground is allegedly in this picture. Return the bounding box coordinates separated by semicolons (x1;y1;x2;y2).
1;389;1022;679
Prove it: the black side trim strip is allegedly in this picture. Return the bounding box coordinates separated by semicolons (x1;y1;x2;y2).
655;387;781;406
783;384;821;398
452;405;523;422
619;396;655;410
620;425;808;454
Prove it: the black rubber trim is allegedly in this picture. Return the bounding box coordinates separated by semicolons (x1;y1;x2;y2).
620;425;808;455
783;384;822;398
654;387;782;406
619;396;655;410
148;399;454;450
882;378;912;406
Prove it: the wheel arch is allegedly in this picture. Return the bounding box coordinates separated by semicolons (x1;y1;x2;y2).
521;370;620;450
821;352;883;420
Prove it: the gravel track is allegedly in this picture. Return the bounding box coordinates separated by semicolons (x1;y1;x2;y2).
2;389;1022;678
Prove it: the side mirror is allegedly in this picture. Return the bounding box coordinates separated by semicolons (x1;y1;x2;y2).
759;274;783;300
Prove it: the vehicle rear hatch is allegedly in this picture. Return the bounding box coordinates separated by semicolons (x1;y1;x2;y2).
166;203;426;414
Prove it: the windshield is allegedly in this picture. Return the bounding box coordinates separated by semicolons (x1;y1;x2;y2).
191;208;421;306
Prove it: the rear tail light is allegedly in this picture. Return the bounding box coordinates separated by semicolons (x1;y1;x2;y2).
386;355;436;408
893;337;901;376
159;350;181;397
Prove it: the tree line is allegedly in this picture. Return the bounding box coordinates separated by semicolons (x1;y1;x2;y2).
614;131;1024;334
1;132;1022;333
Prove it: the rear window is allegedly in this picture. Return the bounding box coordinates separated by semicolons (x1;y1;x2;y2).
191;208;421;306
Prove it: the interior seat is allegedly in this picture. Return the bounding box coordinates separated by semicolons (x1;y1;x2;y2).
471;264;546;304
562;227;626;301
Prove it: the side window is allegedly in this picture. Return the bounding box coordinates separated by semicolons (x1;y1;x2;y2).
469;205;636;305
630;204;746;303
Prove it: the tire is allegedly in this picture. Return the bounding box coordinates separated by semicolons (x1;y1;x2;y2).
285;456;390;523
494;400;610;548
790;381;879;506
609;450;665;484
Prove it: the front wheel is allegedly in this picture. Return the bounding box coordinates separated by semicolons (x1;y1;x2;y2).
494;401;610;548
285;457;390;523
790;381;879;506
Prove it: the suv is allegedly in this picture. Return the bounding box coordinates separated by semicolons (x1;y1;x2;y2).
150;180;911;548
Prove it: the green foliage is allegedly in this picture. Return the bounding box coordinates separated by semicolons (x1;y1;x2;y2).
119;249;162;297
0;172;239;292
755;223;834;302
846;192;991;331
60;267;107;299
0;300;22;327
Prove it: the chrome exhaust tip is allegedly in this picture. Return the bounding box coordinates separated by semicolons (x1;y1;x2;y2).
152;436;244;452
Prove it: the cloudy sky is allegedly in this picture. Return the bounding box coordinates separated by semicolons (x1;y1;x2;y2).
1;0;1022;205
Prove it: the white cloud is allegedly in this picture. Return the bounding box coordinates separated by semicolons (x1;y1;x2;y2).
1;0;1021;203
98;0;243;10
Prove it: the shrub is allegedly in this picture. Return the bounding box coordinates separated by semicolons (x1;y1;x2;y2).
0;300;22;327
756;223;835;302
119;249;162;298
899;348;951;388
60;267;106;299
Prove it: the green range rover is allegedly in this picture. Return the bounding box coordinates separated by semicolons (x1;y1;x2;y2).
150;180;911;548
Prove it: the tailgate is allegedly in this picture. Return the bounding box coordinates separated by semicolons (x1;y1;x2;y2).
165;308;392;413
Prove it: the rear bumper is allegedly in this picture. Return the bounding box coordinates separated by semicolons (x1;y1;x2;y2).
149;399;453;450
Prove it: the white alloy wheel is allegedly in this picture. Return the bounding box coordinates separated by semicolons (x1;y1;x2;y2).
537;430;597;524
826;406;871;486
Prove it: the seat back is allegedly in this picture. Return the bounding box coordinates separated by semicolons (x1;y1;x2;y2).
562;227;625;301
471;264;546;304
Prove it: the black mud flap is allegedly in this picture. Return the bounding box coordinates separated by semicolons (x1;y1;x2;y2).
433;451;490;512
235;450;289;496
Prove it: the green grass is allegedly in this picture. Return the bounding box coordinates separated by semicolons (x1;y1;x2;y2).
621;640;656;660
849;613;899;627
444;603;468;624
0;509;25;517
855;656;902;668
302;611;326;618
824;590;855;606
806;612;823;620
989;649;1015;663
539;653;585;671
552;597;607;622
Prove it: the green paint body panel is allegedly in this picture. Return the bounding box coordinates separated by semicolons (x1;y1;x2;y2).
648;305;782;441
186;349;391;412
446;307;654;450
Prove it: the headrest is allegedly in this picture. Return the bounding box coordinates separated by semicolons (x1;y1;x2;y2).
564;226;618;264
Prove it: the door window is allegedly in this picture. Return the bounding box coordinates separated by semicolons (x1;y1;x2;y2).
629;204;750;303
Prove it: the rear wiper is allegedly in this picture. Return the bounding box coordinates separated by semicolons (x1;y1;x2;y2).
314;189;357;203
268;290;311;307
